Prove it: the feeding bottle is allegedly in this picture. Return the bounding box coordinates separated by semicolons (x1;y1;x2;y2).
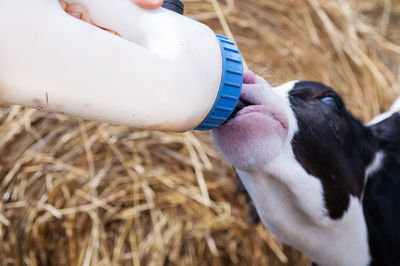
0;0;243;132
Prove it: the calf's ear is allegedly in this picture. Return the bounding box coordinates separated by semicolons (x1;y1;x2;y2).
368;97;400;149
369;112;400;149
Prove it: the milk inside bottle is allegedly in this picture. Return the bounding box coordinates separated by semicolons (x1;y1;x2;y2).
0;0;243;132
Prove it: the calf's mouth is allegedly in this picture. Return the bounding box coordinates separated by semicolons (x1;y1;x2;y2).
227;98;254;122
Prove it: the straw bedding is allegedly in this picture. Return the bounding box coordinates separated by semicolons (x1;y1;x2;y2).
1;0;399;265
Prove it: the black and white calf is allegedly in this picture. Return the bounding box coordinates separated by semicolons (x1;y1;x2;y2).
212;71;400;266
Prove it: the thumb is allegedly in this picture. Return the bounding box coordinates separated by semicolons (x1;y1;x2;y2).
132;0;163;9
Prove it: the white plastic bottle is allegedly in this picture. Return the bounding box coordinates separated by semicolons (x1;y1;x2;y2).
0;0;243;132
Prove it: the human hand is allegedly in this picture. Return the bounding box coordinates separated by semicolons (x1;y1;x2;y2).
60;0;163;33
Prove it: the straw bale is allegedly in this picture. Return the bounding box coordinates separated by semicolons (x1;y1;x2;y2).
1;0;399;265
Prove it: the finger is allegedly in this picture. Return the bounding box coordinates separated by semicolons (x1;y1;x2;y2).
132;0;163;9
66;4;92;23
58;0;68;10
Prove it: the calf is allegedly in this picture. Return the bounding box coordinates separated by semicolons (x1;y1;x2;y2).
212;71;400;266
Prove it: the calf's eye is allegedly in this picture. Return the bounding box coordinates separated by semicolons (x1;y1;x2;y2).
320;96;337;108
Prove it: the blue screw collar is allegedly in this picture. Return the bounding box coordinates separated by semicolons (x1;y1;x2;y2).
195;34;243;130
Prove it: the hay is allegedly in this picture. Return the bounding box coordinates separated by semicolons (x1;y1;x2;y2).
1;0;399;265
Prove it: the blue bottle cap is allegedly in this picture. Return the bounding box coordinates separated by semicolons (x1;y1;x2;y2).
195;34;243;130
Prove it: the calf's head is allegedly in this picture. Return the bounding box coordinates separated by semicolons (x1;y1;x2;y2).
212;71;379;265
